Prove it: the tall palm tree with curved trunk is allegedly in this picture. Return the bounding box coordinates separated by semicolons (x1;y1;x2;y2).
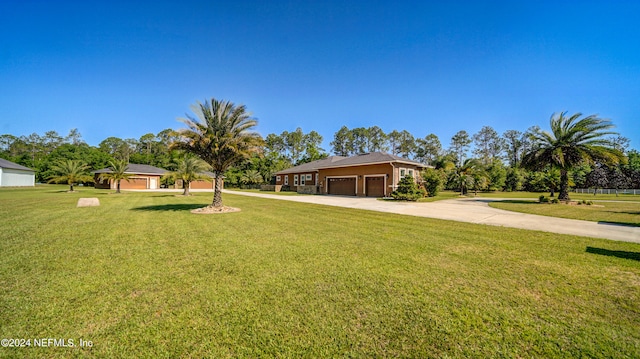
522;112;624;201
165;156;211;196
98;159;133;194
47;159;94;192
172;98;263;208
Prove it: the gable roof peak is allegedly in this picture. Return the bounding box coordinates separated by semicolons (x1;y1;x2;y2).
0;158;35;171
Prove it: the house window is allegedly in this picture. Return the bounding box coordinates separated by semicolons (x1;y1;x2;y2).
400;168;406;177
284;175;289;185
301;174;305;186
306;174;312;181
294;174;298;186
408;169;414;178
315;173;318;185
276;175;281;182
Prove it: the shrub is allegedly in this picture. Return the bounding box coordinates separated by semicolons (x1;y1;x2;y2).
421;168;443;197
551;198;559;204
391;175;427;201
539;195;549;203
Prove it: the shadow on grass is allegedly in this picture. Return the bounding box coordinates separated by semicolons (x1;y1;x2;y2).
586;247;640;261
597;221;640;227
495;200;539;204
131;204;206;212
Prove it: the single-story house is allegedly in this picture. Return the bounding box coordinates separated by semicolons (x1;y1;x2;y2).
274;152;428;197
0;158;36;187
93;163;167;190
175;171;224;190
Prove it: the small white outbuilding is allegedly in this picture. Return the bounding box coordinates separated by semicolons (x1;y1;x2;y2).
0;158;35;187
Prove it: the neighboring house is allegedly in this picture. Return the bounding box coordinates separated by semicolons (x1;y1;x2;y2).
175;171;224;190
0;158;35;187
274;152;428;197
93;163;167;190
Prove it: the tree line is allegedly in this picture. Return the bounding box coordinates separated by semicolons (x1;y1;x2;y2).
1;116;639;193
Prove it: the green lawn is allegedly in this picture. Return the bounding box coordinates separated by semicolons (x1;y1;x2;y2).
417;190;462;202
1;186;640;358
489;200;640;227
474;190;640;202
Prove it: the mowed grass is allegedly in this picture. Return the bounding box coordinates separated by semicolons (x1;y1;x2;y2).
417;190;462;202
475;190;640;202
489;200;640;227
1;186;639;358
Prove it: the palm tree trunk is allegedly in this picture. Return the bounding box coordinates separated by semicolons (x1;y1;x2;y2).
116;180;121;194
558;169;570;201
69;183;74;192
183;181;190;196
212;172;223;207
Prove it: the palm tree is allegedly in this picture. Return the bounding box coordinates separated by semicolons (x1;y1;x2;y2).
452;158;480;195
47;159;94;192
165;156;211;196
98;159;133;193
240;169;263;187
172;98;263;208
522;112;625;201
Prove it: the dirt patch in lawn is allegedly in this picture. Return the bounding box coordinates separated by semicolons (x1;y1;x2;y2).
190;206;241;214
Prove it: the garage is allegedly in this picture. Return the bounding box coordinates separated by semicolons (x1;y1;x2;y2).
0;158;35;187
365;176;385;197
328;177;356;196
124;178;148;189
188;180;214;189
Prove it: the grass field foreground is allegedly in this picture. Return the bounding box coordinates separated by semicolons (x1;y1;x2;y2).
1;186;639;358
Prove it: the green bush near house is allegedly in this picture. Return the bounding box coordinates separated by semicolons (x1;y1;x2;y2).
421;168;443;197
391;175;426;201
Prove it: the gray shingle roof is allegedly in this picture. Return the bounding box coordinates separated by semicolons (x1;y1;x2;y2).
274;156;346;175
0;158;35;172
92;163;168;175
274;152;425;175
317;152;426;169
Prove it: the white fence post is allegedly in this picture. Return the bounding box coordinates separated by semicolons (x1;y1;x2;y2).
574;188;639;195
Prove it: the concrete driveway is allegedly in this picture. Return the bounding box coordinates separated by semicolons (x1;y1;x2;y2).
223;190;640;243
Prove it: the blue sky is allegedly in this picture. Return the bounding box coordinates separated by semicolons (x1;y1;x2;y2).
1;1;638;152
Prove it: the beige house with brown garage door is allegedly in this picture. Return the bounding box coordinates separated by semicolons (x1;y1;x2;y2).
93;163;167;190
274;152;427;197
